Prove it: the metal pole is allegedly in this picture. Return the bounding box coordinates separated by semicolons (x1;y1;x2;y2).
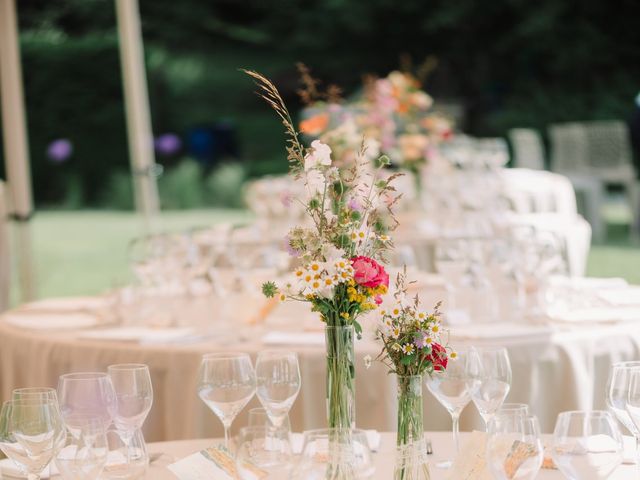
0;0;36;301
115;0;160;229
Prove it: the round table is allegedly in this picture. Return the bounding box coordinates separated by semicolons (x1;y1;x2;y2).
143;431;638;479
1;290;640;441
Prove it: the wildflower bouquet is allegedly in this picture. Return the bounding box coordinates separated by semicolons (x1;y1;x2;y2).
244;69;400;430
376;272;453;480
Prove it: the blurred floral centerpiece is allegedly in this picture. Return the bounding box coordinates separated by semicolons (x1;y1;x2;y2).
244;69;399;430
376;271;453;480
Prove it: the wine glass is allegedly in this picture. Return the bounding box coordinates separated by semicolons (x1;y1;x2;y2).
551;411;623;480
235;426;293;479
255;351;301;428
107;364;153;435
498;403;529;416
55;416;108;480
57;373;116;431
0;400;32;476
7;398;65;480
468;346;512;429
606;361;640;460
197;352;256;448
486;413;543;480
425;346;473;467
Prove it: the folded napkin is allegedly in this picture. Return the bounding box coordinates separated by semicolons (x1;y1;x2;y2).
78;327;198;344
598;287;640;307
4;312;100;330
261;331;325;346
0;459;57;479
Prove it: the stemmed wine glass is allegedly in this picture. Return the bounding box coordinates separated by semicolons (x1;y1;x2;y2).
425;346;473;467
486;413;543;480
198;352;256;448
1;398;65;480
468;346;512;429
255;351;301;428
606;361;640;461
551;411;622;480
107;364;154;464
625;366;640;455
57;372;116;431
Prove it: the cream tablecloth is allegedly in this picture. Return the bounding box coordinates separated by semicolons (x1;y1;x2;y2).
142;431;638;479
2;293;640;442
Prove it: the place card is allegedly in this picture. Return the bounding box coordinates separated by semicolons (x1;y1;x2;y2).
168;445;266;480
445;430;492;480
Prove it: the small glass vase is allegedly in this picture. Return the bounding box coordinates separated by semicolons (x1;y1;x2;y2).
395;375;430;480
324;325;356;430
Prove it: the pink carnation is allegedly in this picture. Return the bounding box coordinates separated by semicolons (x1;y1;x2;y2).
350;256;389;289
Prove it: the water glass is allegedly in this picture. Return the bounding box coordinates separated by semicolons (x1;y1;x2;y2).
12;387;59;403
551;411;622;480
57;373;116;430
101;428;149;479
255;351;301;428
290;429;375;480
5;398;65;480
55;417;108;480
486;414;543;480
248;407;291;432
198;352;256;448
497;403;529;416
235;426;293;480
468;347;512;428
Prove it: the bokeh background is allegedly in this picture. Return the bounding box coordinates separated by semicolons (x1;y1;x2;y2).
1;0;639;298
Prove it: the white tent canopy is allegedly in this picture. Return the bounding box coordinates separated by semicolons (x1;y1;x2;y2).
0;0;160;302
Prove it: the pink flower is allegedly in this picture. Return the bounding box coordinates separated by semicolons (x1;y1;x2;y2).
374;294;383;305
351;256;389;289
423;343;448;371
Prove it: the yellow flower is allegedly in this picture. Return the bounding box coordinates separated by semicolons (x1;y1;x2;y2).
310;263;320;271
312;281;321;289
401;343;415;355
278;293;287;302
340;312;350;319
418;312;425;320
295;269;304;277
431;324;440;334
304;275;312;283
449;351;458;360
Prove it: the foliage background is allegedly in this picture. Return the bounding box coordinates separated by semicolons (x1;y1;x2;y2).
1;0;639;209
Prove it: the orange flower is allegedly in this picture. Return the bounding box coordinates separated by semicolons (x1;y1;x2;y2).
299;112;329;136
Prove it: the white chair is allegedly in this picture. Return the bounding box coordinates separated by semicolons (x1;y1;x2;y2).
508;128;545;170
499;169;592;276
0;181;9;311
584;120;639;236
549;122;606;242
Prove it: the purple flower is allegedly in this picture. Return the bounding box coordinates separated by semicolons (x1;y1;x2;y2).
283;234;299;257
347;197;362;212
280;190;293;208
414;331;430;349
154;133;182;156
46;139;73;163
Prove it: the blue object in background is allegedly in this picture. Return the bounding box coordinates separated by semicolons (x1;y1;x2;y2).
186;121;239;167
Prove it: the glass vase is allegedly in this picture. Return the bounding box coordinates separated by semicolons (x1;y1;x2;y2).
395;375;430;480
324;325;356;430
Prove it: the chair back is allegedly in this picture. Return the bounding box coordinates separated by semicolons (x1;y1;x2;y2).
508;128;545;170
548;122;589;173
583;120;635;181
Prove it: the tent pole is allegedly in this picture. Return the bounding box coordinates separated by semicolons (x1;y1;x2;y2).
0;0;36;301
115;0;160;231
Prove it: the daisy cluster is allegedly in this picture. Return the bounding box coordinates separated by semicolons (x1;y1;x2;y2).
376;273;453;377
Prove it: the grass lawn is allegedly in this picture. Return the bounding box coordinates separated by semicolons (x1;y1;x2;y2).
8;209;640;303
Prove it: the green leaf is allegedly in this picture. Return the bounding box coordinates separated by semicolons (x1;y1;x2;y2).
353;319;363;339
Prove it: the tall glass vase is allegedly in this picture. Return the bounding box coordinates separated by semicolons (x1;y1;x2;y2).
395;375;430;480
324;325;355;430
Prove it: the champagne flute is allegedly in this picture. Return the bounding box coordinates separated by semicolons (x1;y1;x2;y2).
468;346;512;429
486;413;543;480
198;352;256;448
425;346;473;467
255;351;301;428
551;411;622;480
607;361;640;460
8;398;65;480
57;373;116;431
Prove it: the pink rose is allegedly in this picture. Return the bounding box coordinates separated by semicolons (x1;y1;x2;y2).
374;294;383;305
351;256;389;289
